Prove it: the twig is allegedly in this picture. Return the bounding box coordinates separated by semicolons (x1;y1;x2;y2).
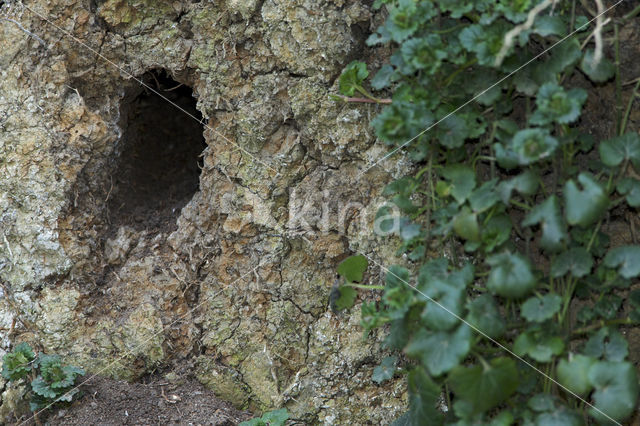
0;17;46;46
622;3;640;20
591;0;606;67
331;94;392;104
164;83;184;92
495;0;558;67
614;22;622;133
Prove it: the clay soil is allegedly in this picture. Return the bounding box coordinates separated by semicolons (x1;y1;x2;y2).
13;375;252;426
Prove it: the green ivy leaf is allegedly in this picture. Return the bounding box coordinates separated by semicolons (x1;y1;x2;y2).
31;376;58;399
574;15;589;31
384;316;412;350
530;83;587;125
407;367;443;423
384;266;413;320
489;411;515;426
486;251;537;298
442;165;476;204
482;215;512;253
528;393;556;412
466;68;503;105
535;408;582;426
392;194;420;215
453;206;480;243
337;255;368;283
573;227;610;257
262;409;289;425
1;342;36;381
523;196;568;253
240;409;289;426
384;176;418;196
494;143;520;170
405;324;472;376
580;49;615;83
520;293;562;323
401;35;447;74
389;412;411;426
459;22;507;66
564;173;609;228
466;294;506;338
339;61;369;96
497;170;539;203
333;286;357;311
439;0;473;18
588;361;639;423
514;332;564;363
361;301;388;335
546;38;582;75
371;64;397;90
459;24;485;53
603;245;640;278
550;247;593;278
469;179;501;213
437;114;470;149
372;101;434;144
533;15;566;36
498;0;533;23
583;327;629;362
417;261;472;331
387;0;420;42
375;205;400;235
556;354;597;396
599;132;640;168
372;356;397;384
510;128;558;165
616;178;640;207
448;357;519;416
593;294;623;320
530;193;570;244
399;219;422;241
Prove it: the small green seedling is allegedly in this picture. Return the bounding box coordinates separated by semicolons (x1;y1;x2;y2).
239;408;289;426
1;343;85;413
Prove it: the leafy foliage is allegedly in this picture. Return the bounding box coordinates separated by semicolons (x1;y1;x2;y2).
240;408;289;426
1;343;85;412
335;0;639;423
1;342;35;382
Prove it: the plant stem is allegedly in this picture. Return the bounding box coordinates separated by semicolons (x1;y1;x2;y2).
586;219;603;252
355;86;390;104
620;78;640;136
572;317;634;335
509;199;531;211
444;58;477;87
559;277;577;329
347;283;385;291
433;23;468;35
614;23;622;134
331;94;392;104
623;4;640;21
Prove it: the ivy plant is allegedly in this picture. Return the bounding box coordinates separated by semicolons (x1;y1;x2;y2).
240;408;289;426
1;342;85;414
335;0;640;424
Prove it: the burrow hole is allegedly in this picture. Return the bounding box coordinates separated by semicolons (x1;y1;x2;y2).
107;69;206;234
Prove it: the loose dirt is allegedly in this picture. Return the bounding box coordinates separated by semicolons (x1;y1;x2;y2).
14;375;252;426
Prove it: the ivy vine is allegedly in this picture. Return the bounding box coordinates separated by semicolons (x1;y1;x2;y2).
335;1;640;424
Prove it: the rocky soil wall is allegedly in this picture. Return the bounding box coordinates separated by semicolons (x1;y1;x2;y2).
0;0;407;423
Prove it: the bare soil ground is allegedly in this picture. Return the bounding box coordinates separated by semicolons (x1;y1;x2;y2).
13;375;252;426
